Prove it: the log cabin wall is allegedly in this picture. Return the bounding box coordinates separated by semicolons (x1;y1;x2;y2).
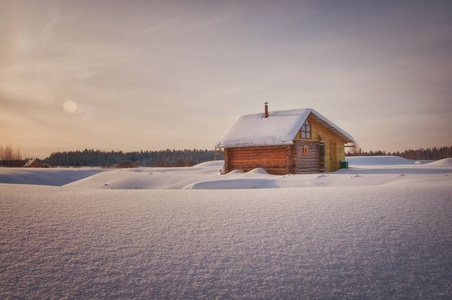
224;145;295;175
294;141;321;173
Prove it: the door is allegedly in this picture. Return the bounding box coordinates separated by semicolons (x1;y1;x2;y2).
330;142;337;172
295;141;320;173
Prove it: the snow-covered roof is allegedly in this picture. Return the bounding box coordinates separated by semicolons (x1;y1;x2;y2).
216;108;354;148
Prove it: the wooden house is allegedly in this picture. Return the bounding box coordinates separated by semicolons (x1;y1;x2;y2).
216;105;354;175
23;159;42;168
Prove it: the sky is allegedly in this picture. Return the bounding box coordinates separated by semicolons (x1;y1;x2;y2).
1;0;451;158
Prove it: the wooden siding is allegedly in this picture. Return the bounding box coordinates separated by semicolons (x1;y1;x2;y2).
224;146;295;175
294;141;321;174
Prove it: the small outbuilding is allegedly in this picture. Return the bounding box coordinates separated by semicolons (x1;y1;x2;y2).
23;159;42;168
216;105;354;175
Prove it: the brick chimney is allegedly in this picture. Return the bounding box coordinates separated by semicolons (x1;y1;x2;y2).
264;102;269;118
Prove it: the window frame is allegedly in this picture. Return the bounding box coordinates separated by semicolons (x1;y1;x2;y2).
300;119;311;139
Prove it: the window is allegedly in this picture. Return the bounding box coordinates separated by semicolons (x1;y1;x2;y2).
301;120;311;139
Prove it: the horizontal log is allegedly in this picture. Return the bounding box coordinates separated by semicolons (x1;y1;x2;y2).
295;145;319;148
229;146;293;152
229;151;288;157
229;148;288;153
296;150;319;153
296;164;320;167
230;154;289;159
231;159;288;165
296;150;319;154
296;157;320;160
230;164;290;170
295;144;319;148
228;148;296;158
295;155;319;159
297;164;320;168
230;154;289;160
229;147;289;152
297;158;320;161
296;160;320;163
295;141;319;144
231;155;289;160
229;160;288;165
297;166;320;170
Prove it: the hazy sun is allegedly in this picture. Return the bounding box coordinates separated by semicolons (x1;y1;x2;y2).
63;100;78;113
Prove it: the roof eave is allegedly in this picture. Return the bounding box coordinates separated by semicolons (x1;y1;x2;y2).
217;140;294;149
309;111;354;143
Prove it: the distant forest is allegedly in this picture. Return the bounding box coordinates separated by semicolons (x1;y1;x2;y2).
44;149;223;168
346;146;451;160
1;145;451;167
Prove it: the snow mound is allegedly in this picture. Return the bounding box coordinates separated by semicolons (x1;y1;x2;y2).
346;156;414;165
192;160;224;168
66;165;222;190
184;178;277;190
246;168;269;175
424;158;452;167
226;169;245;174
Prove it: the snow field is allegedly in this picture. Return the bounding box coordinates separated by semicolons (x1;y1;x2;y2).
1;183;451;298
0;157;451;298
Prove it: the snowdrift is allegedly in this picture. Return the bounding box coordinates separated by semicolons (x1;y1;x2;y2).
346;155;416;165
0;167;107;186
425;157;452;167
1;156;451;298
0;156;450;190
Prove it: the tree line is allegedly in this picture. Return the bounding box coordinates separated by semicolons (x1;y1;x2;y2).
346;146;451;160
44;149;223;167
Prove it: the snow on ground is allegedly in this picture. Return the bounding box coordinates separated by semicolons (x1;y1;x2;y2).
1;157;451;298
1;157;450;190
0;167;107;186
